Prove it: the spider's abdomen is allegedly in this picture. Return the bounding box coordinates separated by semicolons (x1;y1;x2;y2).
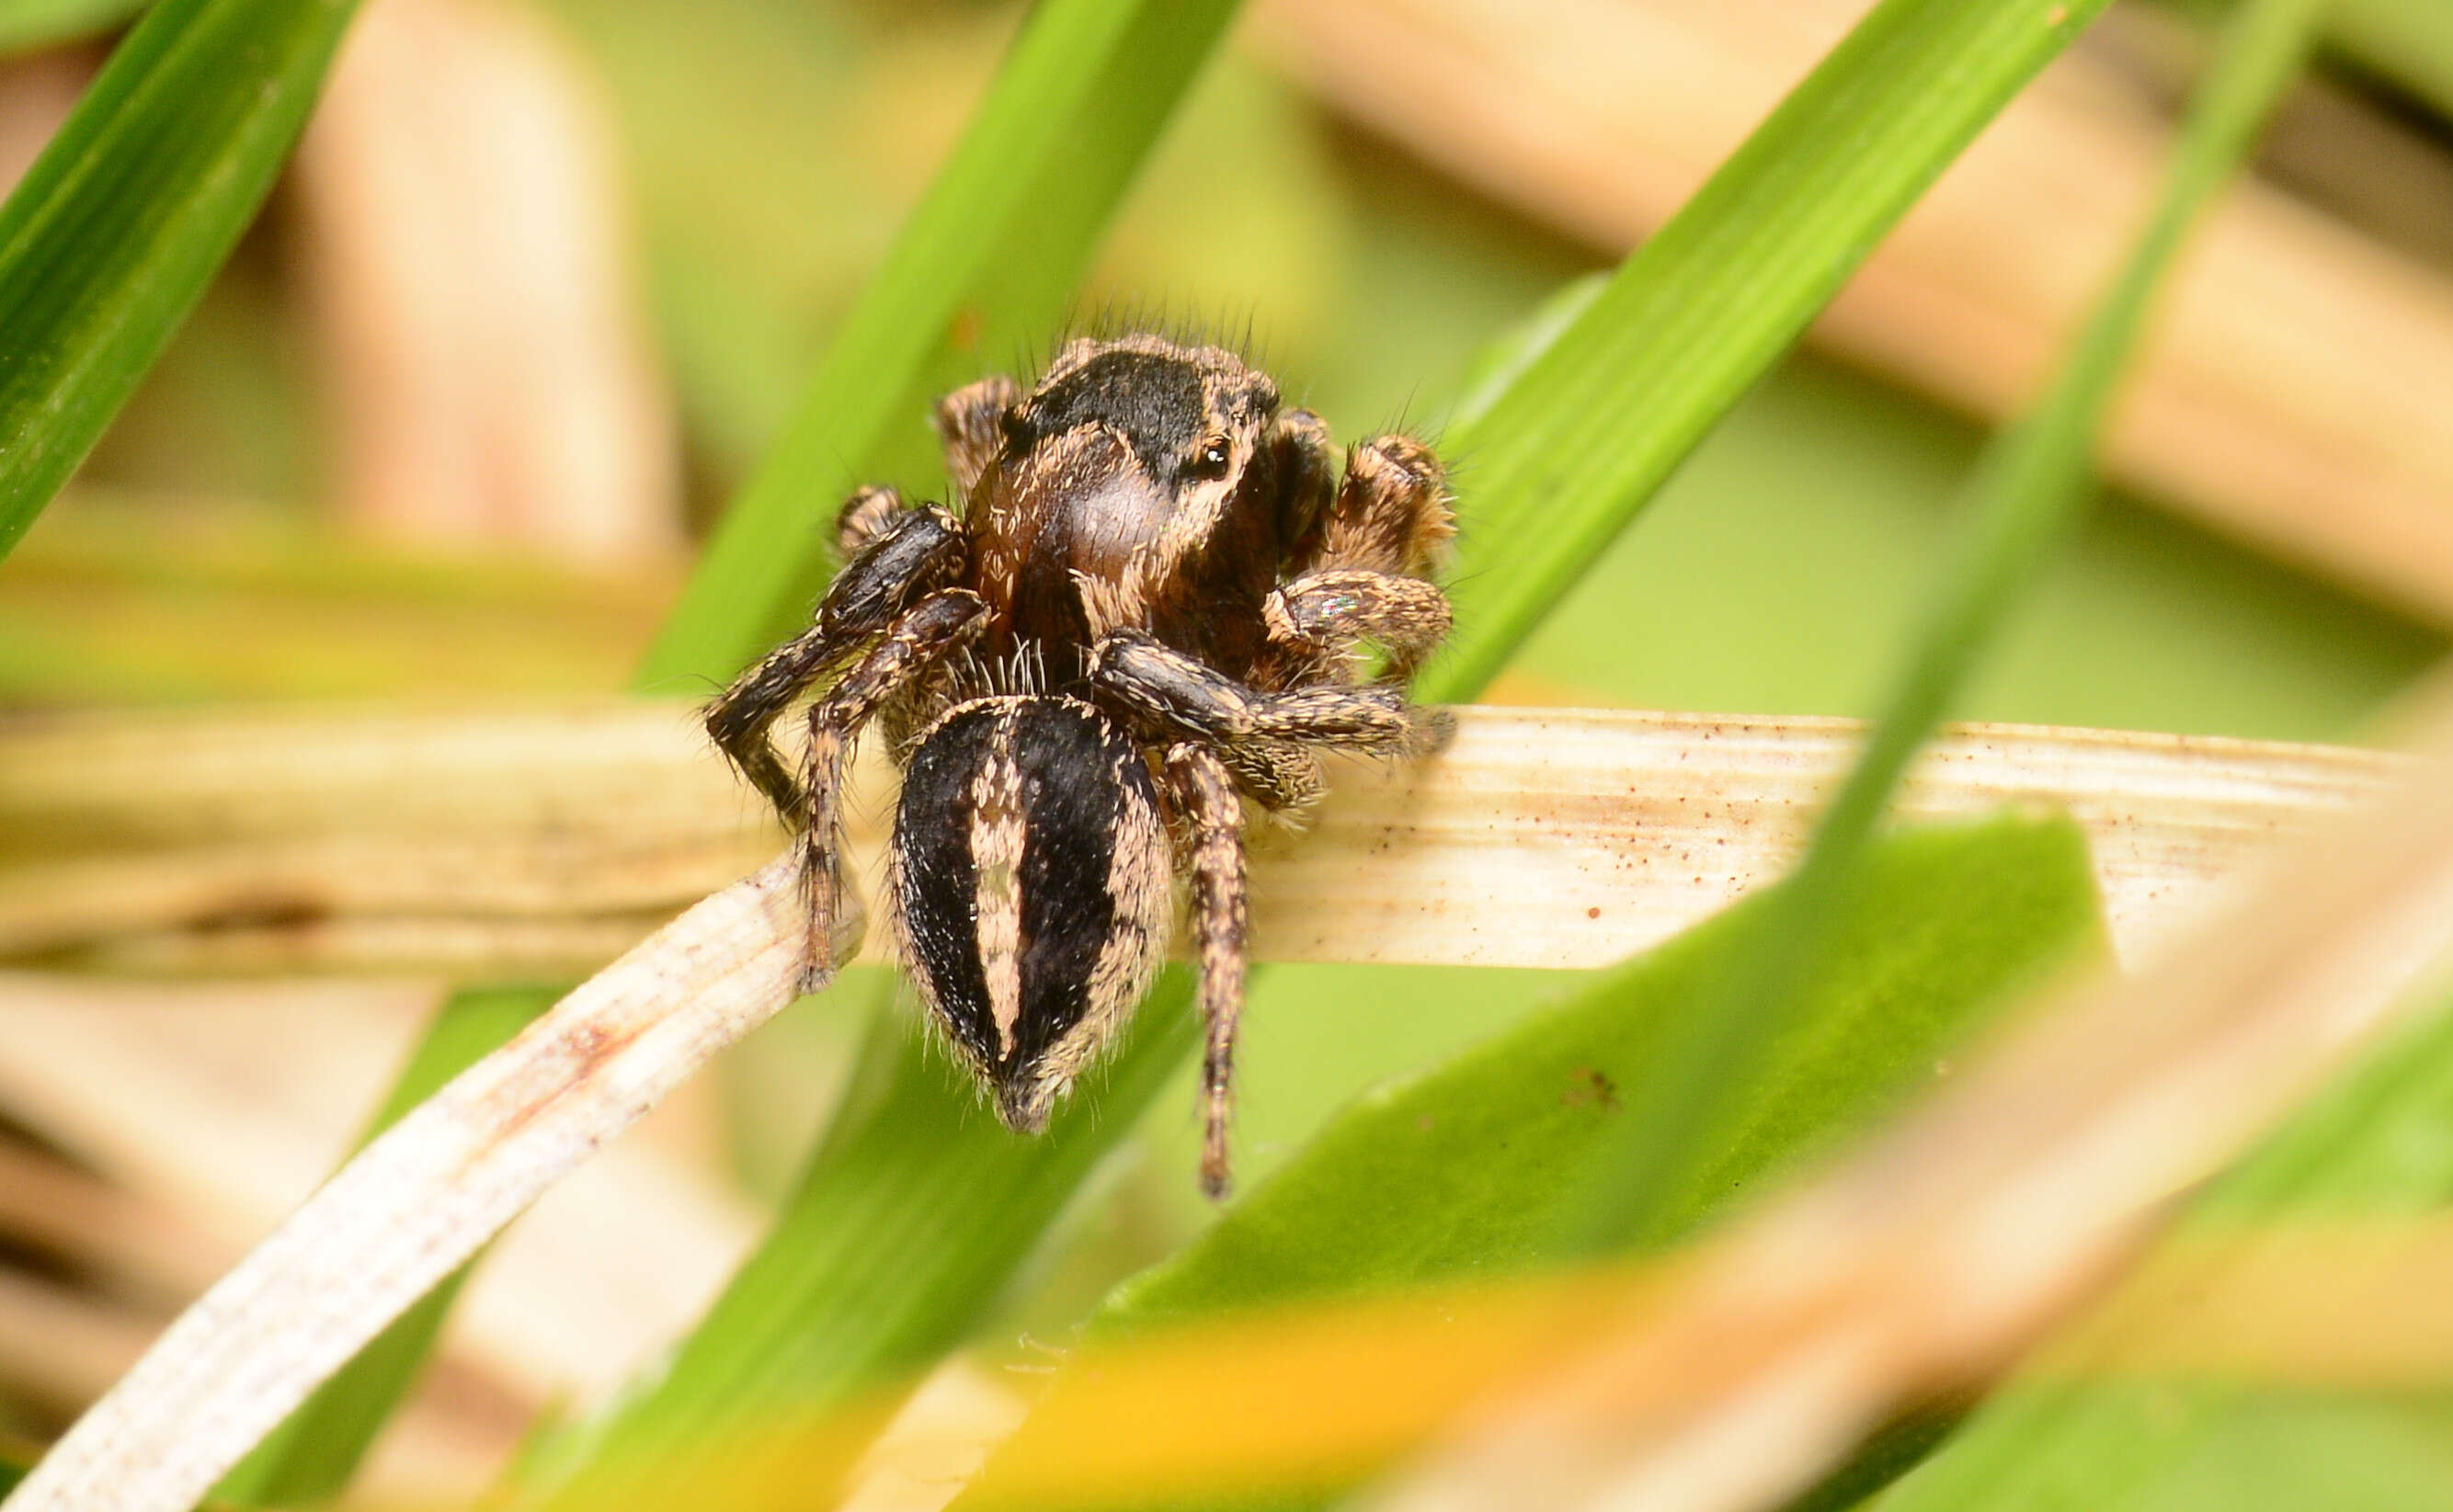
889;695;1172;1131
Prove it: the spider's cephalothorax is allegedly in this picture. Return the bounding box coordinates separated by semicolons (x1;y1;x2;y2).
707;333;1455;1196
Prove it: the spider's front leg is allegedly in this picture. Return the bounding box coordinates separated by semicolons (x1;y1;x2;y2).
1090;630;1428;755
794;588;987;992
1165;741;1247;1199
1091;628;1440;813
706;502;964;822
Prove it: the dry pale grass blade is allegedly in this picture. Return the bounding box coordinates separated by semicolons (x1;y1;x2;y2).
0;977;437;1246
0;701;2399;972
0;700;2419;1510
1367;676;2453;1512
0;1133;531;1503
299;0;679;563
0;1136;227;1306
0;972;763;1410
0;1268;163;1424
1255;0;2453;622
0;488;678;701
0;1264;521;1506
0;852;803;1512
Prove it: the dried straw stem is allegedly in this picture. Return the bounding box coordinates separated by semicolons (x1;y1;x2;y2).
0;692;2422;1512
0;701;2396;971
0;852;803;1512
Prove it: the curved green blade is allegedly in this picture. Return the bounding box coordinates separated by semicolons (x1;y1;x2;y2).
0;0;360;558
633;0;1243;692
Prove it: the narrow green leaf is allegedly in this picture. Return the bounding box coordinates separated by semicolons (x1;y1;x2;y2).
2329;0;2453;124
1570;0;2324;1251
0;0;146;52
1419;0;2111;704
947;813;2102;1511
1112;813;2099;1324
1874;994;2453;1512
214;985;551;1509
552;0;2117;1499
633;0;1241;690
0;0;359;559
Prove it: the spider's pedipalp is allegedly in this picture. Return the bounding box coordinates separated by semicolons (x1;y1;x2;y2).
1302;433;1455;579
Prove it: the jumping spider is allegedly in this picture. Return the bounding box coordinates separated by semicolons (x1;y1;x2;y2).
708;334;1455;1196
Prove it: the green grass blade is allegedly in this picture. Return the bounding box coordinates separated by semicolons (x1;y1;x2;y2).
213;986;551;1508
1420;0;2110;704
1105;813;2099;1322
0;0;359;560
948;813;2101;1511
2330;0;2453;122
1873;993;2453;1511
1571;0;2326;1252
0;0;148;52
633;0;1240;691
536;0;2116;1500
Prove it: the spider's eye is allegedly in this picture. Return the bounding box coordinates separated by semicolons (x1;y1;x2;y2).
1189;439;1233;479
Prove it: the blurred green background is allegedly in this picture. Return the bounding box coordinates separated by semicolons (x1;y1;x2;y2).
8;0;2452;1461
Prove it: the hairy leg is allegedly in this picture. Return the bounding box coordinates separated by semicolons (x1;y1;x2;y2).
836;486;912;559
1167;741;1248;1199
1269;407;1338;548
1264;568;1455;684
707;503;964;820
1090;630;1430;756
1294;434;1455;580
795;588;987;991
934;374;1022;500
